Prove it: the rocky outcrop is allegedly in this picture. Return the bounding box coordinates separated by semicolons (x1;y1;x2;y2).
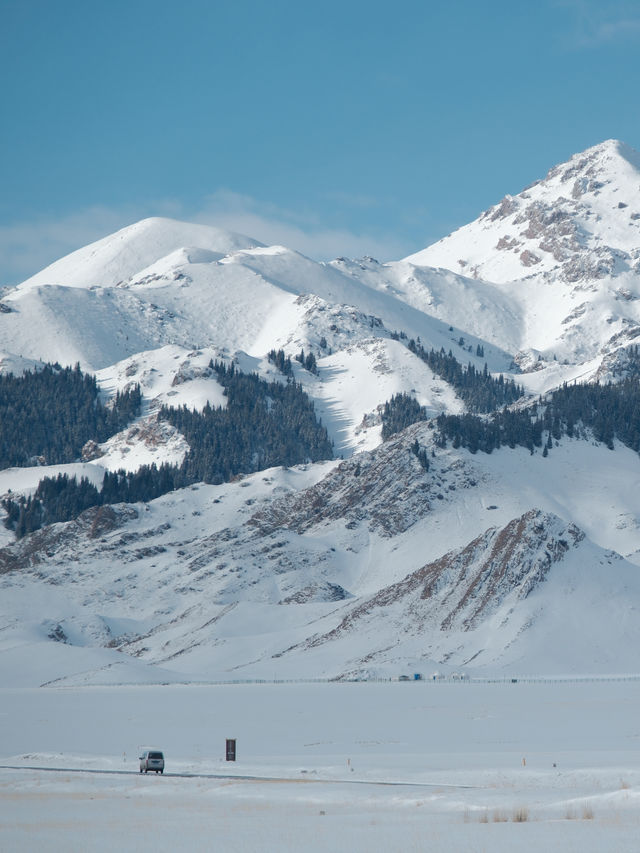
250;424;479;539
299;510;584;650
0;504;138;575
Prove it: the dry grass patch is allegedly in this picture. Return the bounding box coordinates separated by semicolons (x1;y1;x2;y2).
512;806;529;822
565;803;594;821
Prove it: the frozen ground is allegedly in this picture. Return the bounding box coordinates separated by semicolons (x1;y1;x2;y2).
1;680;639;851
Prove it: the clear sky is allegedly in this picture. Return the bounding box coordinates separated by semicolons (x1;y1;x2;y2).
2;0;640;284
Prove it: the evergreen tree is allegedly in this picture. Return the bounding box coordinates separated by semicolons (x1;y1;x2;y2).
381;394;426;440
4;362;334;538
0;363;141;469
405;339;524;413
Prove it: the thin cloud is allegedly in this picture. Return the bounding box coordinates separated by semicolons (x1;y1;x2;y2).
0;195;414;287
320;190;382;210
193;190;412;262
576;16;640;46
557;0;640;48
0;205;148;288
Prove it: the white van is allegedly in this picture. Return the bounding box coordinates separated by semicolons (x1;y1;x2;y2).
139;750;165;774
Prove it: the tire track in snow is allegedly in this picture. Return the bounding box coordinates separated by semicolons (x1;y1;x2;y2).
0;763;476;789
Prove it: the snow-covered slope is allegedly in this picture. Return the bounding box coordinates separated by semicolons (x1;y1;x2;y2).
2;423;640;683
4;142;640;386
407;140;640;283
291;508;640;675
332;256;523;365
1;222;491;374
14;217;262;292
393;140;640;373
2;142;640;685
0;216;482;453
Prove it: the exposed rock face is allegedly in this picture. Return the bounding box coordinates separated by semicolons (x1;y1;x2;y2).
0;424;486;665
81;439;103;462
519;249;541;267
0;436;637;678
250;424;478;539
300;510;584;650
472;142;640;283
402;140;640;376
408;141;640;285
279;582;351;604
0;504;139;575
595;340;640;382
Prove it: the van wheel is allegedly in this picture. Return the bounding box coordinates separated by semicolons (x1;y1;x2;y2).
160;770;163;774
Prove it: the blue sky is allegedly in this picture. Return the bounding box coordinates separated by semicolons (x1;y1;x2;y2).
2;0;640;284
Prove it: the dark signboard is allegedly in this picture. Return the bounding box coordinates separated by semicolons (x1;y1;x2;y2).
226;738;236;761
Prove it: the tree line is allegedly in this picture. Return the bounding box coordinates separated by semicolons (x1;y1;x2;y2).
160;360;333;483
382;376;640;458
407;339;523;412
2;360;333;538
0;363;141;469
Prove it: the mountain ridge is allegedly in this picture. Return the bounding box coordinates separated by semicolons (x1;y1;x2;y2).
1;139;640;684
12;217;263;293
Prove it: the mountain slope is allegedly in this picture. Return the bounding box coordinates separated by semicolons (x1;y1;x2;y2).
287;508;640;675
406;140;640;283
1;223;496;375
2;421;640;682
335;140;638;380
0;218;486;454
13;217;262;292
2;141;640;685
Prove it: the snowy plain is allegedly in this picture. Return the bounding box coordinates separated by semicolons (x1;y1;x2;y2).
1;680;639;852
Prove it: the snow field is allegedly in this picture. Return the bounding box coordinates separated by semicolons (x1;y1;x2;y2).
2;435;640;682
1;680;639;851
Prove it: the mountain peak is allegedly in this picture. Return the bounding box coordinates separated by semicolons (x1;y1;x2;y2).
576;137;639;165
13;217;262;293
404;139;640;287
543;138;640;185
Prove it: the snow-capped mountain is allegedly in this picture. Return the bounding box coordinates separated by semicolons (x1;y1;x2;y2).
15;216;263;292
398;140;640;374
408;140;640;283
1;140;640;685
0;216;477;455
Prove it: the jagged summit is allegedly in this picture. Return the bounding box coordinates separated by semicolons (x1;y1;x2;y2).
405;139;640;285
551;138;640;176
379;139;640;370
